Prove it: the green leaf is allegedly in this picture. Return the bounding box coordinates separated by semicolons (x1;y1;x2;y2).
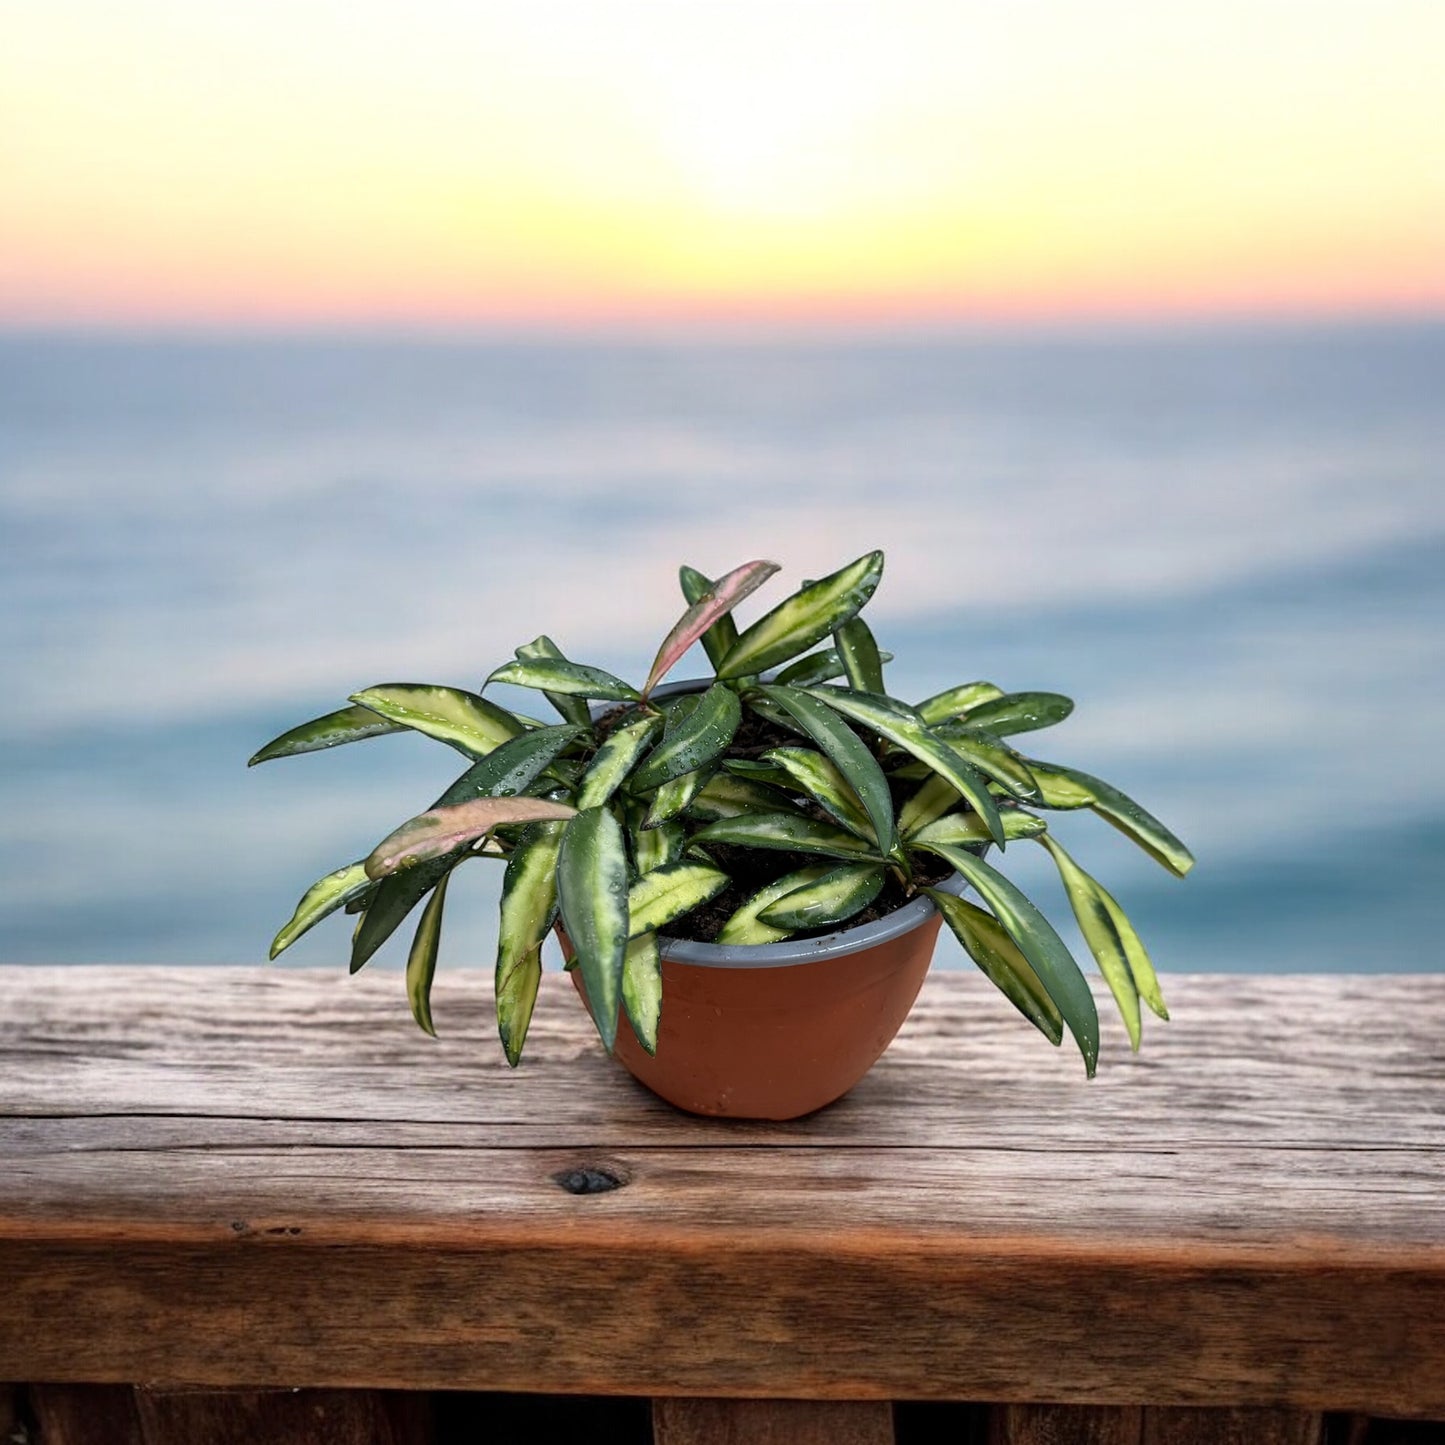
249;704;406;766
628;802;686;874
1036;834;1142;1050
717;864;833;944
1027;761;1195;877
756;684;896;852
622;933;662;1054
897;773;964;838
349;684;526;760
914;842;1099;1076
576;713;663;810
555;806;631;1052
774;648;850;687
717;551;885;678
630;683;741;792
741;692;808;737
679;564;741;671
917;682;1004;726
351;855;455;974
365;796;577;880
758;862;886;931
692;811;885;861
833;615;885;694
487;657;640;702
760;746;875;840
627;860;730;936
923;890;1063;1046
1094;883;1169;1021
909;808;1047;847
514;635;591;726
686;772;803;821
404;870;449;1038
495;819;566;1066
432;724;587;808
932;722;1041;802
962;691;1075;736
642;765;717;828
801;687;1006;848
270;861;373;959
645;559;779;696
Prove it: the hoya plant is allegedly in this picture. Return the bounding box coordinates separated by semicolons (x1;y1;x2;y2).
252;552;1193;1077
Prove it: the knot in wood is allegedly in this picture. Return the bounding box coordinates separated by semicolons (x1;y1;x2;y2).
553;1166;626;1196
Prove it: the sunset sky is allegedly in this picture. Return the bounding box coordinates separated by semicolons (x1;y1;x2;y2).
3;1;1443;328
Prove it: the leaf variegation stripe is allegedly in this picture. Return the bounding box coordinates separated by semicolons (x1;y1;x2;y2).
897;774;963;838
687;772;803;821
917;681;1004;726
717;550;885;679
1028;761;1195;877
270;861;373;959
680;564;741;670
249;704;407;766
514;635;591;726
404;870;449;1039
365;796;577;879
692;811;885;862
644;558;779;697
349;684;527;760
717;864;833;944
760;746;875;840
962;691;1075;736
757;862;885;931
924;889;1063;1046
910;809;1047;847
833;615;885;694
1094;881;1169;1021
756;684;896;852
351;855;455;974
486;657;641;702
1035;833;1142;1049
915;841;1099;1076
643;766;716;828
626;800;685;874
576;714;663;810
432;725;586;808
495;820;567;1066
627;860;730;936
933;722;1041;802
802;686;1006;849
622;933;663;1054
555;806;631;1052
630;683;741;792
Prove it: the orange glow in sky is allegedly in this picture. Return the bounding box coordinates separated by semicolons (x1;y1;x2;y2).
2;1;1443;328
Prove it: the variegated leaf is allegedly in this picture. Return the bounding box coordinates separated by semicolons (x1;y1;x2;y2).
692;811;884;861
576;713;663;809
687;772;803;820
405;870;449;1038
270;860;373;959
833;615;885;694
644;559;779;696
487;657;640;702
349;684;526;759
622;933;662;1054
909;808;1047;847
365;796;577;880
249;704;406;766
760;747;874;840
932;722;1041;801
717;863;833;944
495;820;566;1065
627;860;730;936
917;681;1004;726
555;806;631;1051
757;862;885;931
962;690;1075;736
514;635;591;726
630;684;741;792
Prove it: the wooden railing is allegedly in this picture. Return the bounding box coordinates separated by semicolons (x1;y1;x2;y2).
2;967;1441;1445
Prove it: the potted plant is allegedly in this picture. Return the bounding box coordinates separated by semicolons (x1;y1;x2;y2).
251;552;1194;1119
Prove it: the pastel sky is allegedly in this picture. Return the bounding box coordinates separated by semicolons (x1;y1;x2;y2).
3;1;1443;327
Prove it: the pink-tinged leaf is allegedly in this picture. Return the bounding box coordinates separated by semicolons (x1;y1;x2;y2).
366;797;577;879
642;559;780;698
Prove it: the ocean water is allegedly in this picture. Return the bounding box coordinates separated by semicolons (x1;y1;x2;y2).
2;323;1442;983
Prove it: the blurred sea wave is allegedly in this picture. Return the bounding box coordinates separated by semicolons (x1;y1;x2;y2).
2;322;1442;973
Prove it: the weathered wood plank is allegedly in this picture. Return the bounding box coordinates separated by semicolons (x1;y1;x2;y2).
27;1383;145;1444
989;1404;1142;1444
132;1387;428;1445
0;968;1442;1414
654;1397;895;1444
1139;1407;1322;1444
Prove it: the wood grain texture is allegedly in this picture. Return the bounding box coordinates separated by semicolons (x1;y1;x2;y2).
990;1404;1143;1444
132;1388;428;1445
1140;1408;1322;1444
1;968;1442;1414
654;1397;894;1444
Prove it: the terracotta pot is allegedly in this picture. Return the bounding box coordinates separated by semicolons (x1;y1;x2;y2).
561;874;966;1121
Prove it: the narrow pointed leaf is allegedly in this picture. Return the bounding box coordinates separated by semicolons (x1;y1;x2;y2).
962;691;1075;736
628;801;686;874
1037;834;1142;1050
686;772;803;821
643;765;716;827
924;889;1064;1046
1025;761;1096;809
514;635;590;725
802;686;1005;848
576;713;663;809
630;684;741;792
742;693;807;737
349;684;526;760
914;841;1099;1075
432;724;586;808
692;811;885;861
933;722;1041;801
680;564;741;670
917;681;1004;726
249;704;406;766
833;616;885;694
366;796;576;880
627;860;730;936
1028;761;1195;877
270;861;373;958
756;684;895;851
1094;884;1169;1021
760;746;875;840
898;773;963;838
351;855;454;973
718;864;833;944
487;657;640;702
722;757;795;786
758;862;885;931
622;932;663;1053
644;559;780;696
910;808;1047;847
495;819;566;1065
405;870;449;1038
774;647;896;687
717;550;885;678
555;806;631;1052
